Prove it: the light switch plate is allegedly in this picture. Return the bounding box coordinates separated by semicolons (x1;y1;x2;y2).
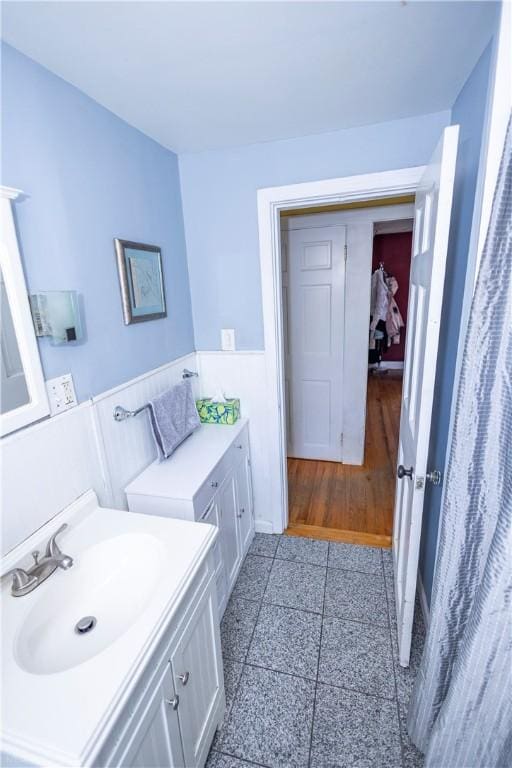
46;373;78;416
221;328;236;351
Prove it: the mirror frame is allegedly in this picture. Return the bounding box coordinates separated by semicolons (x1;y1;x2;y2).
0;186;49;436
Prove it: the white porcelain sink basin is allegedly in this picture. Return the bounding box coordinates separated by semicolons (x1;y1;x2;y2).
2;492;217;766
14;532;166;675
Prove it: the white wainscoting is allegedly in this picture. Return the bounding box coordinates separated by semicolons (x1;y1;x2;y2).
195;351;274;533
1;350;276;555
1;353;198;556
92;352;197;510
0;403;105;555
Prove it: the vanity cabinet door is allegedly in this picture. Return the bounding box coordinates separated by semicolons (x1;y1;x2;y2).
235;455;254;555
218;471;242;588
199;498;228;617
170;583;225;768
120;663;185;768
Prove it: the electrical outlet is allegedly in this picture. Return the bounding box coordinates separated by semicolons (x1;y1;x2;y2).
221;328;236;351
46;373;77;416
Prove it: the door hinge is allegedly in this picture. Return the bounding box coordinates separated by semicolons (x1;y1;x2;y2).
340;432;344;446
344;244;348;262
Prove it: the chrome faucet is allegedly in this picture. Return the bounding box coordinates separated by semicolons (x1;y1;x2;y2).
3;523;73;597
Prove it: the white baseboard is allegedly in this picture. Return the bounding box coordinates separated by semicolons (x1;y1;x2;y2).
417;571;430;628
255;520;274;535
368;361;404;370
195;350;264;356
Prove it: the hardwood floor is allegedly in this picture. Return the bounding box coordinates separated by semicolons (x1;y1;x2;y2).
286;373;402;547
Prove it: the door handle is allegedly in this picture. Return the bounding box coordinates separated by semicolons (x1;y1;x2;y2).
166;695;179;710
426;469;442;485
178;671;190;686
397;465;413;479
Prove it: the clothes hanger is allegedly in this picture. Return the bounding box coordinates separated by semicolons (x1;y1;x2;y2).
377;261;390;278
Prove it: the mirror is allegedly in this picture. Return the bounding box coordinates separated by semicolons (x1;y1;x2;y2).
0;188;49;436
1;264;30;413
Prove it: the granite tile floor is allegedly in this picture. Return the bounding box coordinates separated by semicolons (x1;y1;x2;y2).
208;534;427;768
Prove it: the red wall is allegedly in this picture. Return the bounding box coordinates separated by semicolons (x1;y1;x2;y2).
372;232;412;362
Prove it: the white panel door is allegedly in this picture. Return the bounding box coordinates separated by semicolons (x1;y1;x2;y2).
281;229;293;453
200;498;228;615
122;663;185;768
235;454;254;553
219;471;241;588
170;584;224;768
286;225;346;461
393;125;459;666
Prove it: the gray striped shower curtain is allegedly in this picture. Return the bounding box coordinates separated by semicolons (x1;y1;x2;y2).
407;116;512;767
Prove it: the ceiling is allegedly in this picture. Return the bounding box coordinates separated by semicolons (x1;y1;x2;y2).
1;1;498;154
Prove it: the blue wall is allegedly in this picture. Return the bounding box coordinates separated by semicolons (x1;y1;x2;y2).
179;110;451;350
419;39;496;602
1;38;496;597
1;44;194;403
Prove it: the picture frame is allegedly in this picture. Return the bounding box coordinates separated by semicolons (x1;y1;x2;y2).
114;238;167;325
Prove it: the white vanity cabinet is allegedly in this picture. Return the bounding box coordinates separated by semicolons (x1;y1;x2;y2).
1;495;225;768
97;554;224;768
125;419;254;616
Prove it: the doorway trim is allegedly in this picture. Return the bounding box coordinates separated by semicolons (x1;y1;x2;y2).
257;165;425;534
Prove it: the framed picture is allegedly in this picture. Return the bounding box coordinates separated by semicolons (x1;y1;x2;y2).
114;239;167;325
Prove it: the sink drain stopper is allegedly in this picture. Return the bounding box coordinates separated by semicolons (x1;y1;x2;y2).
75;616;97;634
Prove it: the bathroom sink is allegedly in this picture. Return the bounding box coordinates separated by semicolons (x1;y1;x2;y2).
14;532;165;675
2;492;218;766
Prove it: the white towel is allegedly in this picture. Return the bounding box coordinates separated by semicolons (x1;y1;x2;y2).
148;380;200;460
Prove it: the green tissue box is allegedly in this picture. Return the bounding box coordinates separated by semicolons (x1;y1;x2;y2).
196;398;240;425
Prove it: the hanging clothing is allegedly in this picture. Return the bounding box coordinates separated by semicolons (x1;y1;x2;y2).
386;276;404;345
407;116;512;767
370;267;388;328
369;267;389;350
368;319;387;364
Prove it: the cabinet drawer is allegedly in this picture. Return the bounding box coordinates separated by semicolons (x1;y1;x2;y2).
227;425;250;466
192;443;235;518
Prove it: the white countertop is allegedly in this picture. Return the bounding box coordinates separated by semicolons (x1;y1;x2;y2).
125;418;248;500
1;491;216;766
